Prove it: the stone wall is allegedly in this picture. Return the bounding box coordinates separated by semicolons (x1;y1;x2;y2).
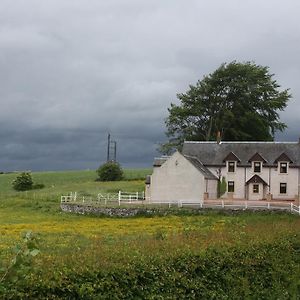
61;203;168;217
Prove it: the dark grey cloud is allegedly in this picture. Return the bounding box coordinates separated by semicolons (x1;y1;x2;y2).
0;0;299;171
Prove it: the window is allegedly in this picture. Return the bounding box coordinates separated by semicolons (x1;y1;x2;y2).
280;183;287;194
228;181;234;192
254;162;261;173
280;162;287;173
228;162;235;172
253;184;259;193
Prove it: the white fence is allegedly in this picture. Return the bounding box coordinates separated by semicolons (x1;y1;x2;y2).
60;193;300;215
61;191;145;206
177;200;300;215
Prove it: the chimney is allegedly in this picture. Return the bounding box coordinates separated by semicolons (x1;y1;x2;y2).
217;131;221;144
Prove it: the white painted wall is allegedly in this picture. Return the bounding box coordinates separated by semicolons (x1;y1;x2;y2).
208;163;299;200
206;179;218;199
270;166;298;199
149;154;300;202
150;151;205;203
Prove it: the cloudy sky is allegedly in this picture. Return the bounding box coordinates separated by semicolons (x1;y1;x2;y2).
0;0;299;171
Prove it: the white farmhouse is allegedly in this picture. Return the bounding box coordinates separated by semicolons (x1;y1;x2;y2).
146;141;300;203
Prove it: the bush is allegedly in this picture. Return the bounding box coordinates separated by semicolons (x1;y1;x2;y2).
97;162;123;181
12;172;33;191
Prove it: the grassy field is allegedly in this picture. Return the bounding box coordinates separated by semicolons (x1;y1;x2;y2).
1;169;300;298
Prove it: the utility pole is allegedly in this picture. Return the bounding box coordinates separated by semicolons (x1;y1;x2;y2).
106;133;117;162
107;133;111;162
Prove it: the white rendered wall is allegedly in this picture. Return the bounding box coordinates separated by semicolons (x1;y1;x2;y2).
150;152;205;203
208;163;299;200
270;166;298;199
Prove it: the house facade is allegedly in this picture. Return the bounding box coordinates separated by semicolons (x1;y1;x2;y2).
146;141;300;203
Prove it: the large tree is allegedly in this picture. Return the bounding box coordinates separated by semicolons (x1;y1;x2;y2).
161;61;291;154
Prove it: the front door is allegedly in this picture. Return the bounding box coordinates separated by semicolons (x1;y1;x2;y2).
248;183;263;200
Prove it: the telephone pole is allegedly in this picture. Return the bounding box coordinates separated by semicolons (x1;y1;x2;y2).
106;133;117;162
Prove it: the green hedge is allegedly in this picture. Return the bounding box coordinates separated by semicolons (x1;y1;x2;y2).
1;236;300;299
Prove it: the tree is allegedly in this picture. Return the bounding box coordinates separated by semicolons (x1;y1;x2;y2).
217;176;227;198
96;162;123;181
161;61;291;153
12;172;33;191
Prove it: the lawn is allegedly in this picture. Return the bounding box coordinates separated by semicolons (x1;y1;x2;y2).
1;169;300;298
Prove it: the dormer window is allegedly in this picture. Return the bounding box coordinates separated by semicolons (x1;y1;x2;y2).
223;152;240;173
248;153;267;173
280;162;288;174
228;162;235;173
274;153;292;174
253;162;261;173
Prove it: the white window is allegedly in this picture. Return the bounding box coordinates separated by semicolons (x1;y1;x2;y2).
279;162;288;174
228;162;235;173
280;183;287;194
253;162;261;173
253;184;259;193
228;181;234;192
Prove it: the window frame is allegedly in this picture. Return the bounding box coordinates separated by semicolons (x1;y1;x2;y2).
253;184;259;194
280;183;287;194
228;161;235;173
253;162;262;173
228;181;235;193
279;162;288;174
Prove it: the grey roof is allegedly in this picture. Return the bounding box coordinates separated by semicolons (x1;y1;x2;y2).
184;155;218;180
182;141;300;167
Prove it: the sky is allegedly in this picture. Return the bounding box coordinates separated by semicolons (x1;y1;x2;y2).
0;0;299;171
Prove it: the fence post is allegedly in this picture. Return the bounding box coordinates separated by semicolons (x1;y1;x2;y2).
118;191;121;206
290;202;293;212
245;201;248;209
222;200;224;208
136;192;139;200
267;202;270;209
74;192;77;201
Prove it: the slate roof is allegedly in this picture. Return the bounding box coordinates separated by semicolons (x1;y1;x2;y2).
182;141;300;167
184;155;218;180
246;175;268;186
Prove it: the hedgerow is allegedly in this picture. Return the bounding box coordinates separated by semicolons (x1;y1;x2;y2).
1;235;300;299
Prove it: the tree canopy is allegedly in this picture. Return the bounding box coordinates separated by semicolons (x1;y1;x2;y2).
97;161;123;181
161;61;291;154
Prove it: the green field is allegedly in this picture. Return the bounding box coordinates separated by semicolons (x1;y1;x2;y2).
1;169;300;298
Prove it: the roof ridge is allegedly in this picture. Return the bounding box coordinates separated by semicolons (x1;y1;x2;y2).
184;141;299;144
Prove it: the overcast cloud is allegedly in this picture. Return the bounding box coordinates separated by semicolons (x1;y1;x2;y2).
0;0;299;171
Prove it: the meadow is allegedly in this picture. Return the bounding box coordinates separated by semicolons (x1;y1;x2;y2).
0;169;300;298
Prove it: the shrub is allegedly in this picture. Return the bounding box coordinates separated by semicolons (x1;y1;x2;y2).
12;172;33;191
97;162;123;181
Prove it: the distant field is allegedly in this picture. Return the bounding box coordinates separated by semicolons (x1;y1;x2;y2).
0;168;151;196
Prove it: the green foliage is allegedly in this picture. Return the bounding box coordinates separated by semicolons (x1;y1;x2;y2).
218;176;227;197
12;172;33;191
0;231;40;293
1;236;300;299
97;162;124;181
161;61;291;152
